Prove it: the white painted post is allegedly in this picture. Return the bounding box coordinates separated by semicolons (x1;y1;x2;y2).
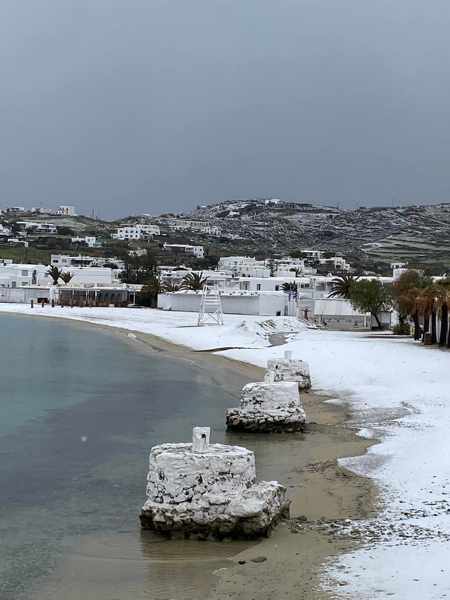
284;350;292;360
264;371;275;384
192;427;211;452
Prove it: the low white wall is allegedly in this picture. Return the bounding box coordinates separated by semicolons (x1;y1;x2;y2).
157;292;287;316
0;287;50;303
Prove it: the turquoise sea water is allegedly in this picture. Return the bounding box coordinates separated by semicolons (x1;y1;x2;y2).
0;314;251;599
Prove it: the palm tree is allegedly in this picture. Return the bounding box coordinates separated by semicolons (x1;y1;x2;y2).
416;285;441;344
161;281;181;292
60;271;74;285
181;272;208;291
435;279;450;347
328;274;360;299
438;293;449;347
137;273;162;308
47;265;62;285
392;270;431;340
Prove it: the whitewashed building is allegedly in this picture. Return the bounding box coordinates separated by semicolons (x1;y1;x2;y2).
158;290;287;316
51;254;126;270
57;205;77;216
0;224;12;237
218;256;270;277
160;268;235;289
165;219;221;236
0;264;49;288
71;236;99;248
0;263;120;289
16;221;58;234
163;243;204;258
112;224;160;240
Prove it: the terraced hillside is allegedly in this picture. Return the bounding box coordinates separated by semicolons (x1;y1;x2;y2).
189;200;450;269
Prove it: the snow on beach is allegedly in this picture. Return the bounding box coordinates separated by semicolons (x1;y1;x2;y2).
1;304;450;597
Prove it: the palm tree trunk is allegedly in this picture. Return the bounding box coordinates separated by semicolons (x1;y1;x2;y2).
439;304;448;346
431;308;437;344
372;312;382;330
413;311;421;340
422;313;430;342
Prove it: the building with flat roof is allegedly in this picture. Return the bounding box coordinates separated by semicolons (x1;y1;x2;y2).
163;243;204;258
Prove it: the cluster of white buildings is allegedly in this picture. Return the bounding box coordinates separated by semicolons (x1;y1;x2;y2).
0;247;396;329
0;254;135;305
16;221;58;234
217;253;351;279
0;205;77;216
159;218;221;237
157;254;393;327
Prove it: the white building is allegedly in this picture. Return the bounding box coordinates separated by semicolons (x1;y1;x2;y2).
58;205;77;216
111;224;160;240
0;264;48;288
391;262;409;280
0;224;12;237
218;256;269;277
318;256;351;272
301;250;324;260
68;267;119;286
163;243;204;258
51;254;126;270
165;219;221;236
0;263;120;289
160;268;235;289
71;236;99;248
16;221;58;234
3;207;26;214
158;290;287;316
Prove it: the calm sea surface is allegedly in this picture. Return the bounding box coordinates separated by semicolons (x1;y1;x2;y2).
0;314;255;600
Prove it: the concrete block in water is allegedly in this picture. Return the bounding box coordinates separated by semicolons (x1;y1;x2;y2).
140;429;289;538
226;381;306;433
266;351;311;390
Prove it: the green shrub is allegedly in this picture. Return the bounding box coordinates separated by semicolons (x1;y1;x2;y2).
393;323;411;335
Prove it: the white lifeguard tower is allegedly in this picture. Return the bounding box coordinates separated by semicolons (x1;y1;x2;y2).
197;284;224;326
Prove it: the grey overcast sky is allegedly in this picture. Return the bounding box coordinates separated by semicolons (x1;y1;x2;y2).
1;1;450;218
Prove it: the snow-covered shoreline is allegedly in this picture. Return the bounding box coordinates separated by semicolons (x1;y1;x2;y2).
2;304;449;599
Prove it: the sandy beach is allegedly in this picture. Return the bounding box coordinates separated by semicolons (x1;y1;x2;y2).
27;322;377;600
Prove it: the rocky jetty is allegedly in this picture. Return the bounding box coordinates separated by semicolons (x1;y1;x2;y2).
140;427;289;539
266;350;311;391
226;380;306;432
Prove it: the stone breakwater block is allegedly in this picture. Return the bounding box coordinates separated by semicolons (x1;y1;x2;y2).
140;443;289;538
266;356;311;390
226;381;306;433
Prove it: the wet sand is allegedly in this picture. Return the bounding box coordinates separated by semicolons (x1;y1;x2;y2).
131;330;379;600
16;317;378;600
